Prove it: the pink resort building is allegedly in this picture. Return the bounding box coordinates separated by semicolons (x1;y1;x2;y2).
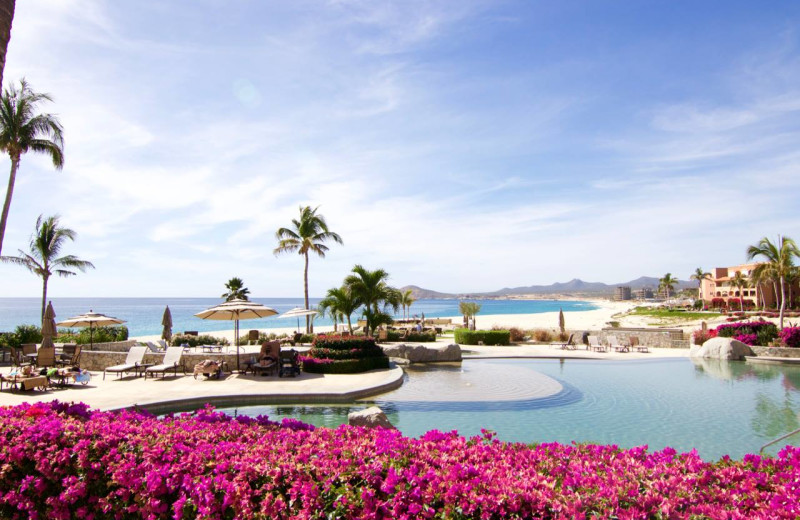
699;263;799;308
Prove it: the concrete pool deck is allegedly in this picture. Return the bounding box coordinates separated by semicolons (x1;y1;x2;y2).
0;344;689;412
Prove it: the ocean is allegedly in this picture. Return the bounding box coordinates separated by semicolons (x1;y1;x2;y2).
0;297;598;337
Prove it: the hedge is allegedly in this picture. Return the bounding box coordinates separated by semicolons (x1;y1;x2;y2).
303;335;390;374
454;328;511;346
715;320;778;346
171;334;229;348
312;335;379;351
386;330;437;342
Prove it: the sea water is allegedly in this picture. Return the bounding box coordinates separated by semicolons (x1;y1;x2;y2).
0;297;597;336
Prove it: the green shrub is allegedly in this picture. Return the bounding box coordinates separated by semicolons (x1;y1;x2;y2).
386;330;436;342
454;329;510;346
14;324;43;345
57;326;129;345
303;335;389;373
171;334;229;348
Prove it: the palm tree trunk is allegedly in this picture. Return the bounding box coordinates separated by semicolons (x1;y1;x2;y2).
303;251;309;333
40;274;48;322
740;286;744;312
780;276;787;329
0;157;20;257
0;0;15;91
347;314;352;333
773;281;779;309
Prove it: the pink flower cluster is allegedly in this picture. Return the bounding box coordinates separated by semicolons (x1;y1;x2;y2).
1;401;800;519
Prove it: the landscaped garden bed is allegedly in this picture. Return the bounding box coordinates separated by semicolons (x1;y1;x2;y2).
300;335;389;373
0;401;799;519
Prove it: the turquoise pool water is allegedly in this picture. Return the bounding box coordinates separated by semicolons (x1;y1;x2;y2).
217;358;800;461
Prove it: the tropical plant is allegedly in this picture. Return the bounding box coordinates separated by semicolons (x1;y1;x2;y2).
318;286;359;333
459;301;482;330
274;206;342;333
0;1;15;90
399;289;416;321
0;79;64;256
747;235;800;328
344;265;399;336
658;273;678;300
690;268;711;302
221;277;250;301
0;215;93;321
730;271;749;312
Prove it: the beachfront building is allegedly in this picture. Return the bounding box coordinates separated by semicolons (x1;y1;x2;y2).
699;263;799;308
614;286;632;301
635;287;654;300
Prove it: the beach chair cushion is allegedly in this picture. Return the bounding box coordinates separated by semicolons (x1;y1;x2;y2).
146;347;184;374
105;346;147;374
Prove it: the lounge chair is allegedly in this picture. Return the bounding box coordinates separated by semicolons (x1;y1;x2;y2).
377;328;388;342
560;333;576;350
36;346;56;368
56;345;81;367
104;346;148;380
8;347;32;367
608;335;629;353
145;341;163;352
145;346;185;379
252;341;280;376
630;336;648;353
279;349;301;378
588;335;606;352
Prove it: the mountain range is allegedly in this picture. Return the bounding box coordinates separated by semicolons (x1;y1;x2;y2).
401;276;697;299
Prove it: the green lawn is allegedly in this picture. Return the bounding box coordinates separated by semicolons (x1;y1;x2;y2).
625;307;722;321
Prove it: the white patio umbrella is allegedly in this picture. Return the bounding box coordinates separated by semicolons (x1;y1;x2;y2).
56;310;126;350
280;307;318;332
194;299;278;371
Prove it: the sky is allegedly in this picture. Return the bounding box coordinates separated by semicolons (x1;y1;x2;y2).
1;0;800;298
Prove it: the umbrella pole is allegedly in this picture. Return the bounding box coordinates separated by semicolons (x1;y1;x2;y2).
235;318;240;372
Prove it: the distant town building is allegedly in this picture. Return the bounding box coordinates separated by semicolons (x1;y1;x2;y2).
614;286;632;301
635;287;654;300
699;262;799;308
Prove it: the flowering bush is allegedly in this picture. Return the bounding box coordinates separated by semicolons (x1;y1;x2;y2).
733;333;758;345
1;402;800;519
779;327;800;348
692;328;717;345
715;320;778;346
304;336;389;373
710;297;726;309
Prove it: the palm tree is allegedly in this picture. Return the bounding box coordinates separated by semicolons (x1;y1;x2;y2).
0;214;93;321
730;271;749;311
786;267;800;311
659;273;678;300
0;79;65;256
221;277;250;301
0;1;15;89
690;268;711;303
459;301;482;330
318;285;359;333
344;265;400;336
749;264;769;309
274;206;342;333
748;235;800;328
399;289;416;321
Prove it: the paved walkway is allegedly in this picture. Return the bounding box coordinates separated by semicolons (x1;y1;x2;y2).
0;367;404;413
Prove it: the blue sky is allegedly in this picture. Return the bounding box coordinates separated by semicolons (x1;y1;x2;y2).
1;0;799;297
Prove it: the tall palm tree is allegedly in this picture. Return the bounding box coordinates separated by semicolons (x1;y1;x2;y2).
0;214;93;320
399;289;416;321
0;1;15;89
786;267;800;311
221;277;250;301
274;205;342;333
0;79;64;256
748;235;800;328
730;271;749;311
344;265;399;336
690;268;711;303
659;273;678;300
749;264;769;309
318;285;359;333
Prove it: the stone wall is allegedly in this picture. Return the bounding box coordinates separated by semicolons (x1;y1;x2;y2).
750;346;800;358
569;328;689;348
81;349;262;372
82;340;138;352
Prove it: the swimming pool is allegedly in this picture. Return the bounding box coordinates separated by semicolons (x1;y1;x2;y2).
216;358;800;460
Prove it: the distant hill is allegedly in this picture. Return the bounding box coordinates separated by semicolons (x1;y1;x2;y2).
400;277;696;299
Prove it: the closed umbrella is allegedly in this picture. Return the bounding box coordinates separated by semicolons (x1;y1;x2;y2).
41;301;57;349
161;306;173;346
56;310;126;350
280;307;318;332
194;299;278;371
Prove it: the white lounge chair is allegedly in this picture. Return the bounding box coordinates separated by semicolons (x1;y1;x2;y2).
608;335;629;353
145;341;162;352
104;346;147;380
588;335;606;352
145;347;185;379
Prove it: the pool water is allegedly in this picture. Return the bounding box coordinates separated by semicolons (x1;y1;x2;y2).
217;358;800;460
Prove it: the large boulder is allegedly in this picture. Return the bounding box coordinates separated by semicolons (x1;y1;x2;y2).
347;406;396;429
689;337;755;360
381;343;462;363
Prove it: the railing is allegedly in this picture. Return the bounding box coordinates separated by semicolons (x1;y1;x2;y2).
759;427;800;455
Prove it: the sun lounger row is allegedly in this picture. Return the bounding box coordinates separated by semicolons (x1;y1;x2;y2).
103;346;185;379
588;335;648;353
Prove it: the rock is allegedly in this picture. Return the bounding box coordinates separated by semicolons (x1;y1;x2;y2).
381;343;462;363
689;337;755;360
347;406;396;429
